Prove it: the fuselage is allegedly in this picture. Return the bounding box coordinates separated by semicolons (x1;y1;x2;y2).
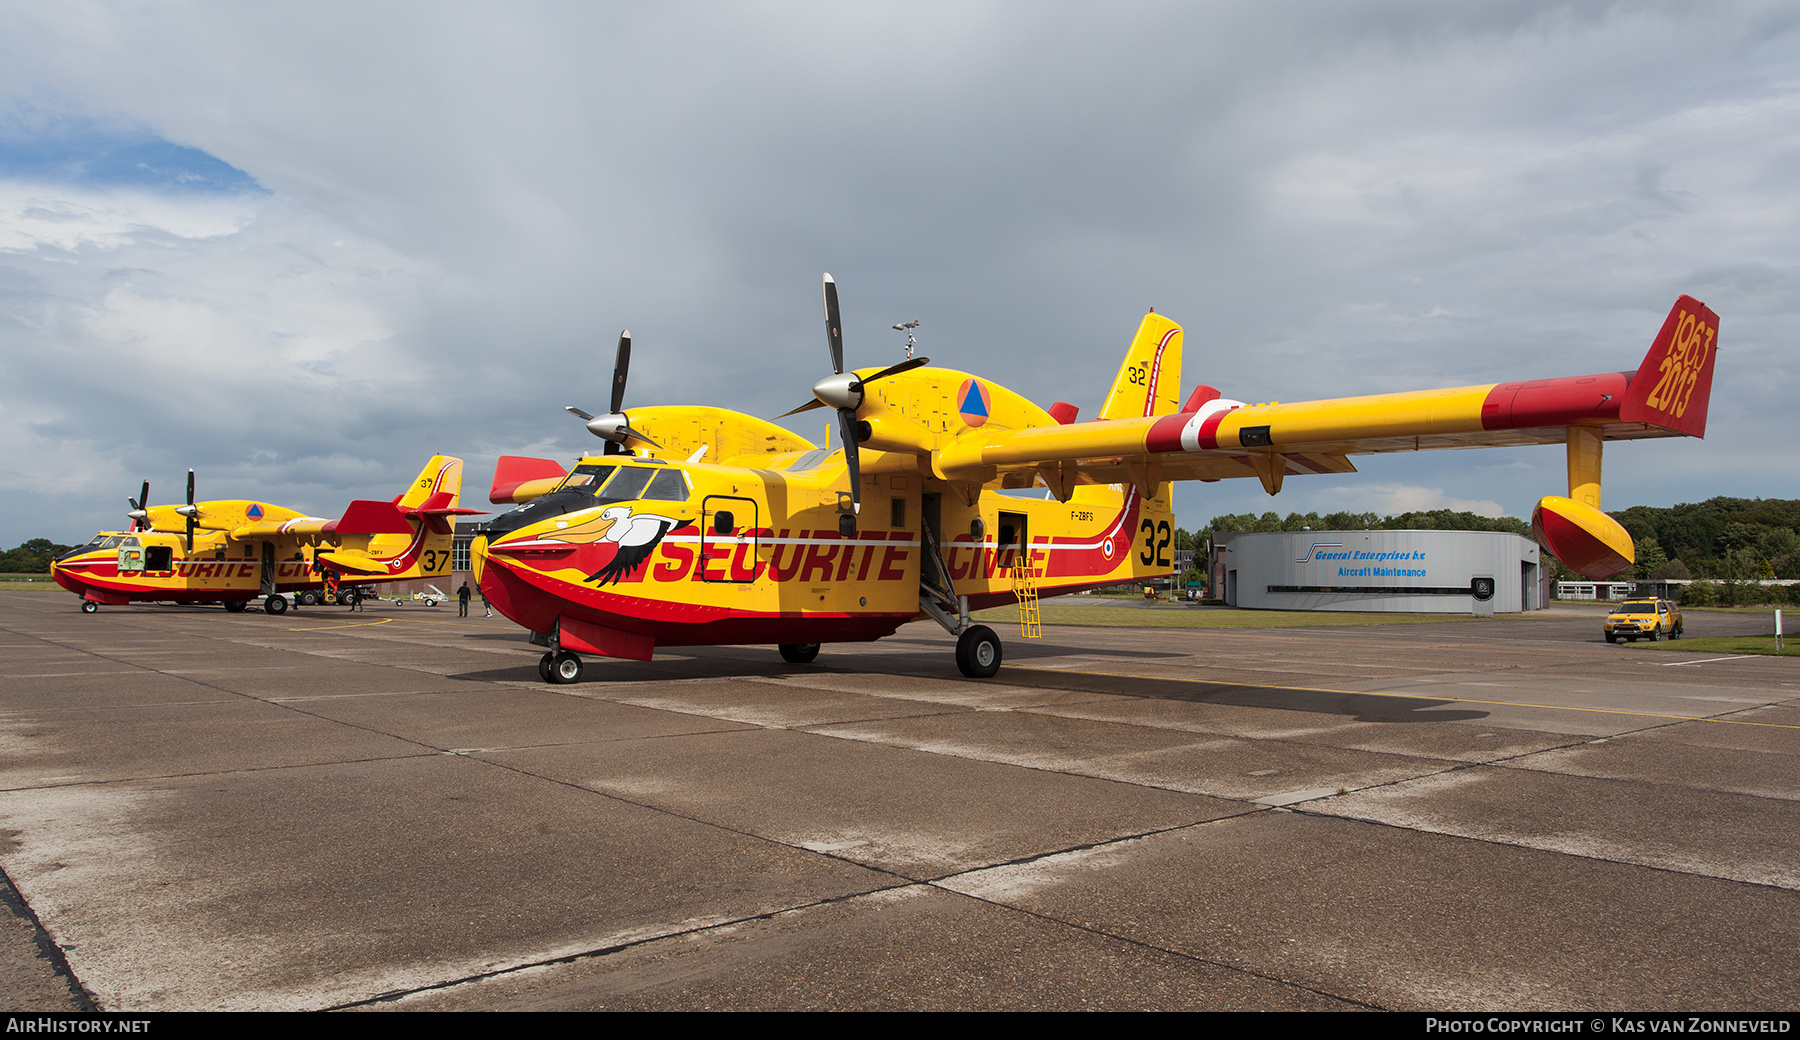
473;443;1173;650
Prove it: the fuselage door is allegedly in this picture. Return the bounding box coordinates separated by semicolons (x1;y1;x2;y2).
261;542;276;594
118;537;145;573
701;496;760;583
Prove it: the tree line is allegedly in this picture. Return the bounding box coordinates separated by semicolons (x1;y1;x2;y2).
0;539;76;573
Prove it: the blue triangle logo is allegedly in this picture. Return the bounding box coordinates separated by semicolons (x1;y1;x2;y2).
961;383;988;417
247;504;264;519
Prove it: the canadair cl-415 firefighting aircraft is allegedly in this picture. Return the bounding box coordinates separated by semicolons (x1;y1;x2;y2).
475;276;1717;684
53;456;479;614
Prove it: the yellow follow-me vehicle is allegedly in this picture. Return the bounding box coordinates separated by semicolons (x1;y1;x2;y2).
1605;599;1683;643
52;456;481;614
475;275;1719;684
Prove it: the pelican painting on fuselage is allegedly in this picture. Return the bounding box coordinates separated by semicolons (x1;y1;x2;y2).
474;276;1718;684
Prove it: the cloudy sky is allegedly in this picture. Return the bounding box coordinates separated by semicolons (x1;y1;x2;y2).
1;1;1795;545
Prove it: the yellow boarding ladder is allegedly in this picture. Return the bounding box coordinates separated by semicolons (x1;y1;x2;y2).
1011;548;1042;639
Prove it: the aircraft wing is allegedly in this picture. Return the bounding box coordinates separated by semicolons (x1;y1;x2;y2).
936;296;1719;498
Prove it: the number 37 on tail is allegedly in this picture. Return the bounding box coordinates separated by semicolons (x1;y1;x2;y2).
475;276;1718;683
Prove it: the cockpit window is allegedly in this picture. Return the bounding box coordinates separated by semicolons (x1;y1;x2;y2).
597;466;655;502
587;465;689;503
100;536;125;549
559;464;619;493
642;468;688;501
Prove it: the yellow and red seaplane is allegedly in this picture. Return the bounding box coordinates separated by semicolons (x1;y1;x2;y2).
53;456;478;614
475;276;1717;683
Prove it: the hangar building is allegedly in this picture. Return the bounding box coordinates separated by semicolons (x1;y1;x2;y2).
1209;530;1545;613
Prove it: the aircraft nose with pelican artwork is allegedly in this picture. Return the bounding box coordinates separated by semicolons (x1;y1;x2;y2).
475;275;1719;684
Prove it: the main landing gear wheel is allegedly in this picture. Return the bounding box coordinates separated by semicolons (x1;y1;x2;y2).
538;652;555;683
264;595;289;616
955;625;1002;679
779;643;821;664
80;600;98;614
224;600;247;613
547;650;584;684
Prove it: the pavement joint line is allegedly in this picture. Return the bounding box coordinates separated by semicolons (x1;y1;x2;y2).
1002;664;1800;730
0;863;94;1012
340;813;1374;1012
918;814;1386;1012
284;618;394;632
1294;800;1800;895
322;880;923;1011
1661;655;1762;666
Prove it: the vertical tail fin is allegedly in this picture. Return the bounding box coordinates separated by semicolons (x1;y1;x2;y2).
1619;295;1719;438
399;455;465;512
1098;313;1183;420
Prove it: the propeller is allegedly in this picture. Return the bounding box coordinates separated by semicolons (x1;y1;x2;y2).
777;274;930;526
174;469;198;552
566;331;661;455
126;479;150;532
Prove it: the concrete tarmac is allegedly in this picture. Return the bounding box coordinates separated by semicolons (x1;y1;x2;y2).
0;592;1795;1011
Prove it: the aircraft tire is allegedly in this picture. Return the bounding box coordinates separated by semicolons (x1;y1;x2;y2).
80;600;98;614
224;600;247;613
548;650;583;684
956;625;1002;679
264;595;289;616
779;643;821;664
538;652;555;682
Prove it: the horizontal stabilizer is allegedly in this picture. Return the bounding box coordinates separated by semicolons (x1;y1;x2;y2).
329;500;415;535
1619;295;1718;438
491;456;568;504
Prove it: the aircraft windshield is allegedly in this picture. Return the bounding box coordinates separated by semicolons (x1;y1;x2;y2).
558;464;619;493
594;466;689;503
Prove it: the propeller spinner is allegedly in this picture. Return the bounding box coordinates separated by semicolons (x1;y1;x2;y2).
126;479;150;532
567;331;661;455
777;274;929;532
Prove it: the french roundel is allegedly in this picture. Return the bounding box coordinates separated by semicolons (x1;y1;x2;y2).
1102;537;1116;560
958;378;991;428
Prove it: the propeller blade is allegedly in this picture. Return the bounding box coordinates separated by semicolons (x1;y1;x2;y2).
565;406;596;421
185;469;196;552
186;469;195;505
822;274;844;375
856;356;930;387
610;331;631;415
618;424;661;449
837;408;861;517
777;398;828;419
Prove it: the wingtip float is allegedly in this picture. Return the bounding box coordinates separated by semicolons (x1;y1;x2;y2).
476;277;1717;683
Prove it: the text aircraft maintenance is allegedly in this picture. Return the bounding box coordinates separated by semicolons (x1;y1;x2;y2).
52;456;480;614
474;276;1718;684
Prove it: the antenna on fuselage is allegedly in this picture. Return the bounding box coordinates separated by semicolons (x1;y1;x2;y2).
892;320;921;360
